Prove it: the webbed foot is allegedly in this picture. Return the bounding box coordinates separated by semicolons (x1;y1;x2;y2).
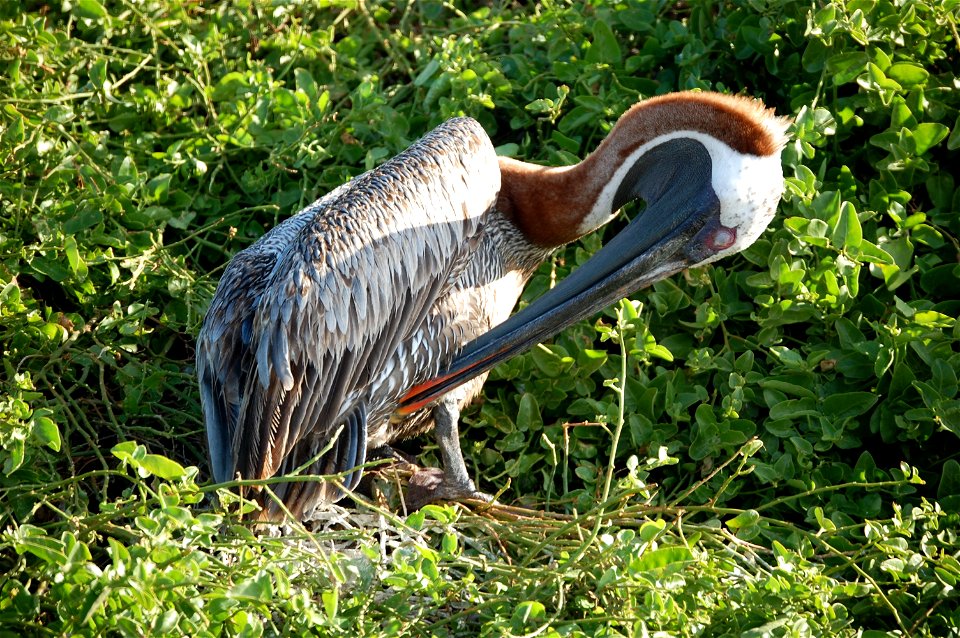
405;467;493;510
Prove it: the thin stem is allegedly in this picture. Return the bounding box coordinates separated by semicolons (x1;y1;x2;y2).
566;303;630;565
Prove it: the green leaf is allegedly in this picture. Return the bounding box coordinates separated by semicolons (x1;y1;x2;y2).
948;115;960;150
725;509;760;530
64;209;103;234
812;4;837;30
638;519;666;542
10;525;66;565
89;57;108;90
886;62;929;87
586;20;621;64
75;0;108;19
822;392;878;420
441;532;458;556
29;254;71;282
31;414;61;452
912;123;949;155
405;509;426;530
826;51;869;85
413;59;441;87
294;67;319;101
64;236;81;275
516;393;543;432
632;547;694;572
111;441;139;461
511;601;546;631
597;566;618;589
769;398;819;420
881;557;905;576
646;343;674;362
831;202;862;250
211;72;250;101
43;105;75;124
1;111;24;144
145;174;173;202
855;240;895;265
759;380;817;400
914;310;955;328
140;454;187;480
4;438;25;475
228;572;274;602
530;344;571;376
526;98;554;114
321;589;338;619
937;460;960;500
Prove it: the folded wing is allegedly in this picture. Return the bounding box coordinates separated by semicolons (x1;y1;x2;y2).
196;117;501;517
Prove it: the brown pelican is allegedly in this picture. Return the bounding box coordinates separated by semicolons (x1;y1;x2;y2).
197;91;789;520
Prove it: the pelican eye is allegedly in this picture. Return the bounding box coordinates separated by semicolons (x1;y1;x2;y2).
707;225;737;251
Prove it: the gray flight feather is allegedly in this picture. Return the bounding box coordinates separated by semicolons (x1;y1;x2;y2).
196;117;551;517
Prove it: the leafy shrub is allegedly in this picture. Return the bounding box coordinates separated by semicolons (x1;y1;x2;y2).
1;0;958;635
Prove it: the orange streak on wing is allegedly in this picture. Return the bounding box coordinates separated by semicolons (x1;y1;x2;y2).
395;396;434;417
397;351;498;416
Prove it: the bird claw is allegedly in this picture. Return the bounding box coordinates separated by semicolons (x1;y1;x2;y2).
405;467;494;511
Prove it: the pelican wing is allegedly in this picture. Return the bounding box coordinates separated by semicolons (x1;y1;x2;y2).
197;117;500;512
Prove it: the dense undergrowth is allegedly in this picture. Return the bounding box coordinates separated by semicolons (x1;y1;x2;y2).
2;0;959;635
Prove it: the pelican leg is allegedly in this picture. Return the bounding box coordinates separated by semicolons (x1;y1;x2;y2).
406;396;493;509
368;444;418;465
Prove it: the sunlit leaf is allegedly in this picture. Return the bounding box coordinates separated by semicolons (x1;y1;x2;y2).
912;123;949;155
140;454;187;480
585;20;621;65
75;0;108;19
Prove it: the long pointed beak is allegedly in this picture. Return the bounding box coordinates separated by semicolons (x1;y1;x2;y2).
399;138;740;414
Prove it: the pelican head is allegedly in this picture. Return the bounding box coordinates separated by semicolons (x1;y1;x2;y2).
402;91;789;412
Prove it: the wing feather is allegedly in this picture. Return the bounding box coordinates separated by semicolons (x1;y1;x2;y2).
197;117;500;516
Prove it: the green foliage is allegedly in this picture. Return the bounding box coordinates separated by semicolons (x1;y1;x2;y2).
2;0;959;635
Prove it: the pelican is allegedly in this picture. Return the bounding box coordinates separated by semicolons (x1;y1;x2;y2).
197;91;789;520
